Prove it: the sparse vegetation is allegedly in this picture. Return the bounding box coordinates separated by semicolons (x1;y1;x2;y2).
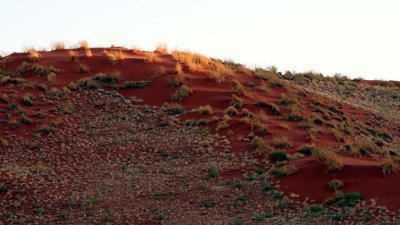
270;151;288;161
104;50;127;65
26;47;40;62
144;52;159;63
171;85;193;102
328;179;344;191
76;63;90;73
230;94;243;108
312;147;343;173
156;43;168;54
273;136;292;150
380;157;399;175
53;42;65;50
196;105;213;115
67;50;79;62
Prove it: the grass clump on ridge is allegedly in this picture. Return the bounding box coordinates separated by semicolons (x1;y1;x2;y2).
312;147;343;173
171;85;193;102
103;50;127;65
25;47;40;62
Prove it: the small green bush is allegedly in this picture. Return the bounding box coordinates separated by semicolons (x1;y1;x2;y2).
270;151;288;161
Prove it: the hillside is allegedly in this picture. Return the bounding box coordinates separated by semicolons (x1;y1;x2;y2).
0;43;399;224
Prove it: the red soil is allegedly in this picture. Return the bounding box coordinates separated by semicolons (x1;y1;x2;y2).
2;47;400;211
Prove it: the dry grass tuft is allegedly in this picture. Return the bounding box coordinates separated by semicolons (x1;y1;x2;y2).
328;179;344;191
144;52;160;63
172;50;209;72
85;49;93;58
104;50;127;65
171;85;193;102
196;105;213;115
156;43;168;54
250;136;273;157
273;136;292;150
52;42;65;50
312;147;343;173
380;157;399;175
351;138;378;157
209;61;235;83
67;50;79;62
231;79;248;96
79;40;90;49
25;47;40;62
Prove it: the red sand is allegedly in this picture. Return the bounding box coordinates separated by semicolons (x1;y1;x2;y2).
2;48;400;210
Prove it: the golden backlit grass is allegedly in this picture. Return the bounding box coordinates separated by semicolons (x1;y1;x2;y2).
79;40;90;49
380;157;399;175
103;50;127;65
156;43;168;54
67;50;79;62
312;147;343;173
144;52;160;63
52;42;65;50
25;47;40;62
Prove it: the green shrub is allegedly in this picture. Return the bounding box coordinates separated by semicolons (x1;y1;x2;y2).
273;191;284;199
262;183;273;192
308;204;325;218
270;151;288;161
112;81;153;89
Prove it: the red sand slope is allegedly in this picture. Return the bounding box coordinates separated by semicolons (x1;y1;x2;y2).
1;47;399;210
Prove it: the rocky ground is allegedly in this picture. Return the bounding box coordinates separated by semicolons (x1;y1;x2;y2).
1;88;400;225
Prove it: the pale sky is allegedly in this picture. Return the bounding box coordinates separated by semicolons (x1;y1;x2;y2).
1;0;399;80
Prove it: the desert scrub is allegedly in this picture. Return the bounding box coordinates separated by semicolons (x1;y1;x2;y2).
195;105;213;115
171;85;193;102
216;120;229;131
1;94;9;103
269;165;298;177
241;108;254;117
79;40;90;49
60;102;74;114
328;179;344;191
230;94;243;108
269;151;288;161
380;157;399;175
272;136;292;150
163;103;186;115
224;106;238;116
144;52;159;63
312;147;343;173
25;47;40;62
256;100;280;115
52;42;65;50
351;138;378;157
67;82;78;91
262;182;274;192
250;136;273;156
22;94;35;106
76;63;90;73
103;50;127;65
47;72;57;86
298;145;316;156
112;81;152;90
156;43;168;54
66;50;79;62
231;79;248;96
325;192;363;207
93;72;122;85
